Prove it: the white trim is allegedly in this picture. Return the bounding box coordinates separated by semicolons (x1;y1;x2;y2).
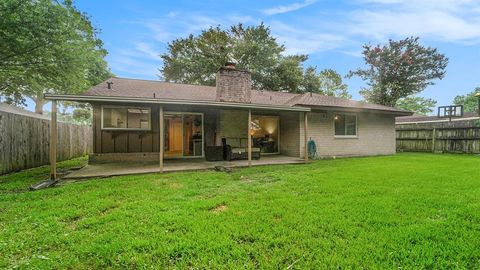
101;105;152;131
44;94;311;112
310;105;412;116
333;112;358;138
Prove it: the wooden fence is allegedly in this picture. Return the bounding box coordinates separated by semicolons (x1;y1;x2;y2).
396;119;480;154
0;104;92;175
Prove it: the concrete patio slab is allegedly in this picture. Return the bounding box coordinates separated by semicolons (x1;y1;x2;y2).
63;155;305;179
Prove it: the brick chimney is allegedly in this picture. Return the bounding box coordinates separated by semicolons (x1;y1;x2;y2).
216;62;251;103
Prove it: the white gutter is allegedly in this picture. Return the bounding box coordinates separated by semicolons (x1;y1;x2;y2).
309;105;412;116
44;94;311;112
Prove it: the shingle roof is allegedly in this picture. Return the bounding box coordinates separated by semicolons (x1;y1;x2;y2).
83;77;411;114
284;92;410;113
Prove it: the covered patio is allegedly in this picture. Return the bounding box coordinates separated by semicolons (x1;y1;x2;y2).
63;155;305;179
45;96;310;181
44;68;311;180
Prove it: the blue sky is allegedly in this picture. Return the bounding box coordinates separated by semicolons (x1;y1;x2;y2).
30;0;480;113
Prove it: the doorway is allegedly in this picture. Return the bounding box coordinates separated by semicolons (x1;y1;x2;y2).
164;112;204;158
251;115;280;154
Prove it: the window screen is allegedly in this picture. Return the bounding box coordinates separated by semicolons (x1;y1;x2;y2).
334;114;357;136
102;107;151;130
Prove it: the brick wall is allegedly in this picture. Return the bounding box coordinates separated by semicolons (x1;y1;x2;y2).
217;110;248;145
306;111;396;157
215;68;251;103
214;109;396;158
279;111;302;157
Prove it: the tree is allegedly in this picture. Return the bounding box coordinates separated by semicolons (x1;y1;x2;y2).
396;96;437;115
317;69;351;99
161;24;352;98
0;0;111;113
453;87;480;113
301;68;351;98
161;23;309;93
348;37;448;107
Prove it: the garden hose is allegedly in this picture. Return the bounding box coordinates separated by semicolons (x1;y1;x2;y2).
308;138;317;159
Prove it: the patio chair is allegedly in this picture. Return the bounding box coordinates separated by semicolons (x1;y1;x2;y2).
222;137;261;161
205;145;224;161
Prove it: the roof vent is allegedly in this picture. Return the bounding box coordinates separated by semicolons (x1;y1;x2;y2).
107;81;114;89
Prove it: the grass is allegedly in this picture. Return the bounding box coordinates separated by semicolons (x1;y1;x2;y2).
1;153;480;269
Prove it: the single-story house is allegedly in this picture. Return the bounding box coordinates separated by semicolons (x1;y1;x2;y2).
44;63;411;178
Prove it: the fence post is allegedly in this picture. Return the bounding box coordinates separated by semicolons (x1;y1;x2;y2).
50;100;57;180
431;128;436;153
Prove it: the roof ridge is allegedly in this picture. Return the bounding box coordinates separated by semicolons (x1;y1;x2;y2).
113;77;308;96
112;77;216;88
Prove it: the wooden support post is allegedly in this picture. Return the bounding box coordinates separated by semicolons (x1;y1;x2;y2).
159;106;164;173
50;100;57;180
431;128;436;153
304;112;308;163
248;109;252;167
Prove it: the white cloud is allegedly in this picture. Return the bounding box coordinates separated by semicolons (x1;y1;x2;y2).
134;42;160;59
340;50;363;58
132;13;256;44
262;0;317;16
270;21;347;55
348;0;480;43
108;52;160;78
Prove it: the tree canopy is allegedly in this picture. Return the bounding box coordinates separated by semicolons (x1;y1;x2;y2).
317;69;351;99
396;96;437;115
0;0;111;113
453;87;480;113
160;23;349;96
348;37;448;107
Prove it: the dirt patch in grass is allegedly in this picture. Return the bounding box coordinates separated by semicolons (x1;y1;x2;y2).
211;203;228;213
239;175;252;182
168;182;183;189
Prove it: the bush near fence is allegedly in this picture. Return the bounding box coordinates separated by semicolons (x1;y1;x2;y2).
396;118;480;154
0;104;92;175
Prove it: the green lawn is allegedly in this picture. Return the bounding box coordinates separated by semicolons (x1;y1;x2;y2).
1;153;479;269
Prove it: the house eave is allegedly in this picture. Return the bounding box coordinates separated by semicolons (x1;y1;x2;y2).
307;105;413;116
44;94;311;112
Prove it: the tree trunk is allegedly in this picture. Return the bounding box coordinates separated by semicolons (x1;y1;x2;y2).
33;97;45;114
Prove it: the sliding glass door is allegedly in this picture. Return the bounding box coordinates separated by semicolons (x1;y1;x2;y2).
164;112;203;158
251;115;280;154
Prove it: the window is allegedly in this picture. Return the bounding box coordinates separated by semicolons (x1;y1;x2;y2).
334;113;357;137
102;106;151;130
251;115;279;154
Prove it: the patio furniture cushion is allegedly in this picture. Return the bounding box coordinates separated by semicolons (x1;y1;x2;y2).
222;137;261;161
231;147;261;154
